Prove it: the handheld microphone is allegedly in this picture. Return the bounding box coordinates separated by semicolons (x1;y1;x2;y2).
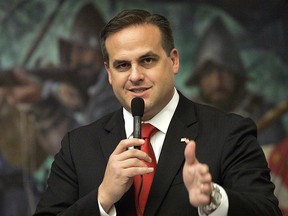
131;97;144;149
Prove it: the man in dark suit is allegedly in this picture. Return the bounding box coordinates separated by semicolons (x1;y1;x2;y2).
34;9;281;216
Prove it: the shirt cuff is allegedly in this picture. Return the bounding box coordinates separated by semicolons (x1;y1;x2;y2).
198;184;229;216
98;200;116;216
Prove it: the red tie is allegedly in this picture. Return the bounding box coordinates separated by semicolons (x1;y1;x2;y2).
134;123;158;216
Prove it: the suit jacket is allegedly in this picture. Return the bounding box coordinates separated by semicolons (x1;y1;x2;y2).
34;92;281;216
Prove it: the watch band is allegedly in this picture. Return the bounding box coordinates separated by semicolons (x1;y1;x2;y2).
200;183;222;215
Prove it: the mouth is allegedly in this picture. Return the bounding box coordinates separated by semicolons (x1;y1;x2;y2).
129;87;150;96
132;89;146;93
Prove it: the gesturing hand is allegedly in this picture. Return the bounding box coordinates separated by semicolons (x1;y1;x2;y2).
183;140;213;207
98;138;153;213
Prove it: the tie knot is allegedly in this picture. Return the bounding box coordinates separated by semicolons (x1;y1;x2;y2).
142;123;158;139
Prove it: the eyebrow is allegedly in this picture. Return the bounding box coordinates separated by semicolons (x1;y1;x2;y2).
139;51;159;60
112;60;127;68
111;51;160;69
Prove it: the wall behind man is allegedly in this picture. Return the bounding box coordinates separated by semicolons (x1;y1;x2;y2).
1;0;287;119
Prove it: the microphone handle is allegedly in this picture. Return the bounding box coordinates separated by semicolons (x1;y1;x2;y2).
133;116;142;149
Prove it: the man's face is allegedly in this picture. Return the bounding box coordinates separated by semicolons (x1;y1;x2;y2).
199;68;236;110
104;24;179;120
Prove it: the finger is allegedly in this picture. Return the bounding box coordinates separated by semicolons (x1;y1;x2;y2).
198;164;210;176
120;157;148;168
188;185;211;206
108;157;151;178
124;166;154;178
113;138;145;155
196;165;212;186
119;148;152;163
200;182;213;196
184;140;197;165
201;172;212;183
197;192;211;206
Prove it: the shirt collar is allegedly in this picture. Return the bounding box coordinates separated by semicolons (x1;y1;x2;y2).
123;88;179;137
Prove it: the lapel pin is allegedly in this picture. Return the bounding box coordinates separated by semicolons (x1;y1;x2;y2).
181;138;190;143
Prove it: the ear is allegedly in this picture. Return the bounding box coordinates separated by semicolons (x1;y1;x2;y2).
104;62;112;84
170;48;179;75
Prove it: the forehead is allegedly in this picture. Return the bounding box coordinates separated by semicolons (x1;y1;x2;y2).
105;24;164;60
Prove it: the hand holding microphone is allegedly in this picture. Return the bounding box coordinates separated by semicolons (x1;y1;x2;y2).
98;98;151;212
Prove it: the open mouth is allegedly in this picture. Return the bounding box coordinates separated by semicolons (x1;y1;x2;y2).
130;87;149;93
132;89;146;93
129;87;151;97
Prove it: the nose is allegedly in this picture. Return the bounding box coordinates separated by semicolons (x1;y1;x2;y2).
129;64;144;82
210;70;224;84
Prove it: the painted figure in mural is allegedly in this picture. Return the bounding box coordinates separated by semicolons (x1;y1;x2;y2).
0;3;119;127
185;17;288;216
0;2;120;213
185;16;286;147
54;3;120;125
1;4;120;155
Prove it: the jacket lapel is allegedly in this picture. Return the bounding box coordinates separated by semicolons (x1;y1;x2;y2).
144;93;199;215
100;109;126;163
100;109;137;215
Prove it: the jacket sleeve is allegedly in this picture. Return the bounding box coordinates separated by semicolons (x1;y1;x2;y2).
33;133;101;216
220;116;282;216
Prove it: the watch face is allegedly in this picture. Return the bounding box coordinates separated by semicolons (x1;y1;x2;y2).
212;185;222;205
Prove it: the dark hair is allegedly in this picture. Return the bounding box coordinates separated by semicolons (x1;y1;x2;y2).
100;9;175;63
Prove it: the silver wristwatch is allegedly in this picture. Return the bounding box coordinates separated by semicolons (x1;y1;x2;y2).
201;183;222;215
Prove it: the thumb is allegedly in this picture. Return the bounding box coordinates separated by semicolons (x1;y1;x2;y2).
184;140;198;165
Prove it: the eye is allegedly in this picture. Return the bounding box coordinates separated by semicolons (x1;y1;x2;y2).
143;58;154;64
114;62;131;72
140;57;156;68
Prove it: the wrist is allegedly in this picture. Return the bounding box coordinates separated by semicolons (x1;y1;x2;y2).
98;184;113;213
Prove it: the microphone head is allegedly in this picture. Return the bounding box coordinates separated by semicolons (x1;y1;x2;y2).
131;97;144;117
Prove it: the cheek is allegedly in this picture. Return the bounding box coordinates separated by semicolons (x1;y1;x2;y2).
156;65;175;83
109;73;127;89
201;73;222;88
200;78;213;90
225;77;236;90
